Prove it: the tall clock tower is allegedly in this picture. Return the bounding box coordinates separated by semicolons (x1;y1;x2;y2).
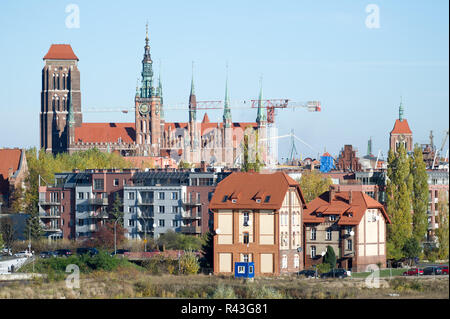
135;25;162;156
389;99;413;154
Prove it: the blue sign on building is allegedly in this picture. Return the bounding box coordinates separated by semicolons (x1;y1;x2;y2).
234;262;255;278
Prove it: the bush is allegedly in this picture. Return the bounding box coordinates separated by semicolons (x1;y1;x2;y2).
316;263;331;274
323;245;336;269
210;284;236;299
246;285;283;299
179;251;200;275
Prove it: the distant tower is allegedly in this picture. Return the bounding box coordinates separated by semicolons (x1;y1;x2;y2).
188;62;200;163
135;23;162;156
223;69;233;165
256;78;267;165
389;98;413;153
367;137;373;156
41;44;82;154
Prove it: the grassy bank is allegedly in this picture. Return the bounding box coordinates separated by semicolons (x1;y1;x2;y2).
0;269;447;299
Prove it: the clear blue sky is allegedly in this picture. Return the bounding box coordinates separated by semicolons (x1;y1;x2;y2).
0;0;448;161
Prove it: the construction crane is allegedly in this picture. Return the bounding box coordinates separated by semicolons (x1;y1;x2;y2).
84;99;321;123
432;130;449;169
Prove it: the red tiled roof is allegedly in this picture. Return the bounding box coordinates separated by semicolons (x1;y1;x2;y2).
74;123;135;144
391;119;412;134
303;190;390;225
43;44;79;60
209;172;307;211
0;149;23;195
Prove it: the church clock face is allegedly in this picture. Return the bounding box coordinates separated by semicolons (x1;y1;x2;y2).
139;104;149;115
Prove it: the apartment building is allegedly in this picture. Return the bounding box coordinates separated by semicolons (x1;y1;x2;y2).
210;172;307;276
38;168;230;240
303;186;391;272
426;169;449;241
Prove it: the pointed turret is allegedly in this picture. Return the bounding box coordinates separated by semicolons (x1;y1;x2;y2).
399;96;404;121
223;68;232;127
256;77;266;125
158;63;164;120
189;61;197;123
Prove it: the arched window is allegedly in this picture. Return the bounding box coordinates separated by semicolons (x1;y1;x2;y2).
53;74;56;90
56;74;60;90
294;254;299;268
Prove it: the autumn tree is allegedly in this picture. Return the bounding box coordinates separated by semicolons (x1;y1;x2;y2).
436;190;449;260
110;192;123;226
410;145;429;243
386;144;413;260
297;170;333;203
89;222;126;249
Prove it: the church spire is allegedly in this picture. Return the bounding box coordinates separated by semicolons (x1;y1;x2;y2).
189;61;197;123
223;64;232;126
158;61;164;119
256;76;266;124
140;22;153;98
399;96;404;121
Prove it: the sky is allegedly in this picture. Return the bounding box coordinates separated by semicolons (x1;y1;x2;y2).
0;0;448;162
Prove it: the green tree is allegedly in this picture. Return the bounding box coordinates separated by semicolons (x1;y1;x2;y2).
323;245;336;269
24;211;43;241
178;160;192;169
0;217;16;248
0;233;4;250
402;237;421;266
436;190;449;260
199;231;214;269
241;131;262;173
297;170;333;203
410;145;429;243
110;192;123;226
386;145;413;260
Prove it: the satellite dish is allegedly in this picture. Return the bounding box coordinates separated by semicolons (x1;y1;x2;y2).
215;228;221;235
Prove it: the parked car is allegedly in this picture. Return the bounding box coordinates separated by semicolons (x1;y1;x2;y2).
297;269;318;278
39;251;57;259
402;268;424;276
54;249;73;257
320;269;349;279
111;249;129;256
439;266;448;275
1;248;12;256
14;250;33;258
423;266;442;276
76;248;99;257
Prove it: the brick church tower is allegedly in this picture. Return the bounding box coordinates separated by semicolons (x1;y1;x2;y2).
135;25;163;156
40;44;82;154
389;99;413;154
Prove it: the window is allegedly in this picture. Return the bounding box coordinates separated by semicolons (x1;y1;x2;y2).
128;220;135;227
78;219;84;226
159;192;165;200
326;229;332;240
61;192;64;200
311;246;316;258
172;192;178;200
311;228;317;240
172;206;178;213
237;266;245;274
243;232;249;244
294;254;299;268
159;219;165;227
282;255;287;269
128;207;133;213
330;215;336;221
159;206;165;213
113;179;119;187
347;239;353;251
94;179;104;190
128;192;135;200
248;265;254;274
172;220;179;227
264;196;271;203
243;211;250;226
243;254;249;262
77;192;84;200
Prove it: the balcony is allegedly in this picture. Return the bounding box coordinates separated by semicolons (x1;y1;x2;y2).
39;200;60;206
181;214;201;220
182;198;201;206
180;225;202;234
88;198;109;206
39;212;61;219
42;224;62;232
137;199;154;205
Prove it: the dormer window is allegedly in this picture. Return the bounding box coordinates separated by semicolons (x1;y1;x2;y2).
222;195;228;202
256;199;261;203
264;196;271;203
232;199;237;203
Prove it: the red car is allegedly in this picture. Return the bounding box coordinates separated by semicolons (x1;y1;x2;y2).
403;268;424;276
439;266;448;275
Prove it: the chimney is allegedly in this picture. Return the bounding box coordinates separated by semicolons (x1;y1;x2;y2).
349;191;353;204
329;185;336;203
